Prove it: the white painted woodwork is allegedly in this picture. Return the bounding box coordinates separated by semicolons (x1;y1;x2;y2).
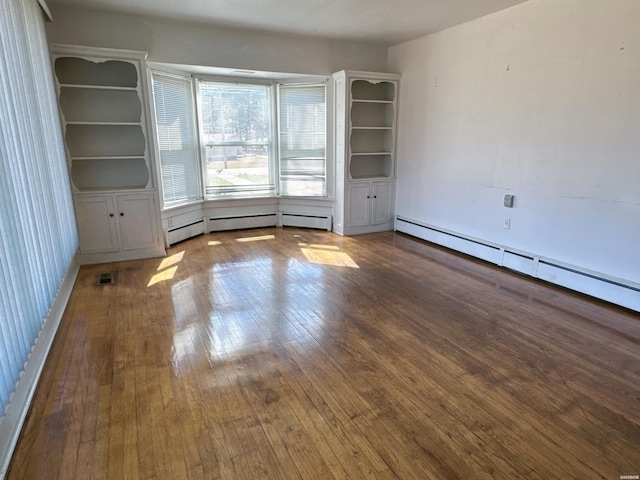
347;183;371;227
371;181;394;225
333;70;400;236
74;195;119;254
52;44;165;264
117;194;160;250
75;192;160;257
345;180;395;234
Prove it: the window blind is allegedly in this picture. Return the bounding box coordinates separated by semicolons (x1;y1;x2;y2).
151;71;201;206
0;0;77;428
278;84;326;196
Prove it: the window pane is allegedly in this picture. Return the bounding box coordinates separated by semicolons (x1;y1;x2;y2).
278;84;326;196
198;81;274;196
152;71;200;205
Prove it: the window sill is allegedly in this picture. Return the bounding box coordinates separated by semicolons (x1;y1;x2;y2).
162;199;204;213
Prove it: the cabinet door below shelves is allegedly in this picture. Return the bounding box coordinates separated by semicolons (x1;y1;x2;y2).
75;196;119;254
116;194;159;251
371;181;394;225
347;183;371;227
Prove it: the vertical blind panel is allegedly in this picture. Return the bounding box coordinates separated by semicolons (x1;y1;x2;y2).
152;71;200;205
0;0;78;417
278;84;326;196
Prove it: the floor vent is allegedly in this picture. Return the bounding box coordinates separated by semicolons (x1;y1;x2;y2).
97;272;114;285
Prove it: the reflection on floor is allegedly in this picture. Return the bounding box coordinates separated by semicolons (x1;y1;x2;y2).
7;227;640;479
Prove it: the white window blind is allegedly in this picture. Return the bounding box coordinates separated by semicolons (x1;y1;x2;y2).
278;84;326;196
151;71;201;206
0;0;77;425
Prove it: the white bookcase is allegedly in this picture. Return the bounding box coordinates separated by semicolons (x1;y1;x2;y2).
52;45;165;264
333;70;400;235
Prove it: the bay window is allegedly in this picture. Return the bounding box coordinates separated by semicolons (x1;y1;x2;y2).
151;70;327;207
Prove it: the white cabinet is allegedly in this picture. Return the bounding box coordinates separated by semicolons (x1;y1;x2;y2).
117;194;159;251
347;181;395;233
74;193;160;262
52;45;165;264
370;181;394;225
75;196;119;254
333;70;400;235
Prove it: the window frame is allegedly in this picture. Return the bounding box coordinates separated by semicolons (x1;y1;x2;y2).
195;76;277;199
150;67;331;208
150;69;203;207
276;82;328;198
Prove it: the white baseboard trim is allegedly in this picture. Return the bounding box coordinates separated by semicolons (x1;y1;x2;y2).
0;254;80;479
396;216;640;312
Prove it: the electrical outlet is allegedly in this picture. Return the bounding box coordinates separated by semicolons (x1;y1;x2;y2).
504;194;515;208
503;217;511;230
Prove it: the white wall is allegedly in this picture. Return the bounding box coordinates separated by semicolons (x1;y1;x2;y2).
46;6;388;75
389;0;640;284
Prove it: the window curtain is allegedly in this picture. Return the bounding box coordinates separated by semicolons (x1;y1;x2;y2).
0;0;78;421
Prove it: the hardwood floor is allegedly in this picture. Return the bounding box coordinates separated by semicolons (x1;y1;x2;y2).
7;228;640;479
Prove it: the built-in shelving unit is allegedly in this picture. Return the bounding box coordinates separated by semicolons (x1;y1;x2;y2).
52;45;164;264
54;55;150;191
349;79;397;181
333;70;401;235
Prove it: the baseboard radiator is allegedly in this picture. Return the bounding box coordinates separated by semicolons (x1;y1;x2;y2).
280;212;332;231
209;213;278;232
165;219;205;246
396;216;640;312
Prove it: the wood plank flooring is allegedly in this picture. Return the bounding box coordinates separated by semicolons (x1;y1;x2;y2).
7;228;640;479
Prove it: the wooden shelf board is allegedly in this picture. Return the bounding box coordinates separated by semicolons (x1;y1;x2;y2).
58;84;138;91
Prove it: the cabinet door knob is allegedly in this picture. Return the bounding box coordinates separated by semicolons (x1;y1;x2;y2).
109;213;114;217
120;213;124;216
374;196;377;198
367;195;370;199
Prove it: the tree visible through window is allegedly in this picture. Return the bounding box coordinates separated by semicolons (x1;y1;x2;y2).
151;72;327;204
198;81;274;196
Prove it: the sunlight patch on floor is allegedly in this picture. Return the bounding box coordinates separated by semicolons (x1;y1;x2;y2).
298;243;340;251
158;250;185;271
235;235;275;243
147;266;179;287
301;247;359;268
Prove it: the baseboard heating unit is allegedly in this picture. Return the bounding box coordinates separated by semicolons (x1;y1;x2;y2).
395;216;640;312
281;212;332;231
209;213;278;232
165;219;205;246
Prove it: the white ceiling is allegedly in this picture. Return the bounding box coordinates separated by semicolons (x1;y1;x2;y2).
47;0;531;46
